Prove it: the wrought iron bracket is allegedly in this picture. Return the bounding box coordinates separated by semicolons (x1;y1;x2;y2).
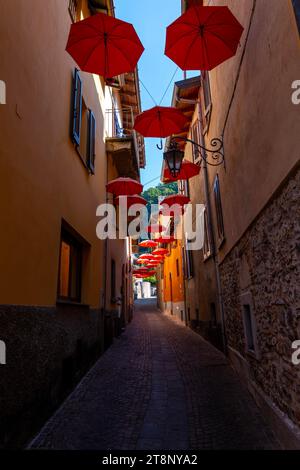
171;136;224;167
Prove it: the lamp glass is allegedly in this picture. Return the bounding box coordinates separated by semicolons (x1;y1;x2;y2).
164;148;184;177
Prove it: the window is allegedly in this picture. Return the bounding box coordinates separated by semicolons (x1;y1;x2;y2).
213;175;225;244
203;207;212;260
71;69;82;146
183;246;194;279
111;259;116;302
241;293;259;358
176;258;180;277
210;303;217;327
191;120;201;163
243;305;255;352
87;110;96;173
292;0;300;31
200;71;212;134
58;227;83;302
179;179;190;198
71;69;96;173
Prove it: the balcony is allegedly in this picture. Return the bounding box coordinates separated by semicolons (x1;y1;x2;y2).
105;107;144;180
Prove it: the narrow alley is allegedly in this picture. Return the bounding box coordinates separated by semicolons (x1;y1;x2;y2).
29;299;278;451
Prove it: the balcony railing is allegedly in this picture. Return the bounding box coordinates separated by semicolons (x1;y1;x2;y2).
105;106;141;169
105;107;135;139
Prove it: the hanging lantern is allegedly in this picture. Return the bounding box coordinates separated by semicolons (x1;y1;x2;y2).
163;142;184;178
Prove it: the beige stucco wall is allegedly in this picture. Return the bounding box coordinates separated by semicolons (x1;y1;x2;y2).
204;0;300;263
0;0;109;307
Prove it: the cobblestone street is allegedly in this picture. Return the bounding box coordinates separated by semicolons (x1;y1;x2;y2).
29;299;279;450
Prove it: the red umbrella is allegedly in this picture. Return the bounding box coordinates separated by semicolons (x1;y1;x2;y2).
139;254;156;260
155;236;175;244
146;224;167;234
153;255;165;262
139;240;158;248
115;194;147;207
161;194;190;207
134;106;186;138
163;160;200;182
153;248;169;256
107;177;143;196
66;13;144;78
165;6;244;71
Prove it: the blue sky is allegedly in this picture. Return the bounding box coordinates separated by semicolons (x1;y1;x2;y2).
114;0;182;188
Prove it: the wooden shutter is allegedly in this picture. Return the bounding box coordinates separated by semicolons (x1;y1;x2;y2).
87;110;96;173
71;69;82;146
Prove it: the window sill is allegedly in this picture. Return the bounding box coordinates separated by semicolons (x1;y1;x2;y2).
56;300;90;308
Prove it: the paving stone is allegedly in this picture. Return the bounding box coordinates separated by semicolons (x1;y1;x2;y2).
29;299;279;450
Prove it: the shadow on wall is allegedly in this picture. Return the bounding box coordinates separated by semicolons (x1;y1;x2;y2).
0;304;103;449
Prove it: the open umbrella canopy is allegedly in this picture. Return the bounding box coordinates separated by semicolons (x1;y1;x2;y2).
107;177;143;196
154;236;176;244
136;259;149;265
139;254;156;260
161;194;190;207
115;194;147;207
165;6;244;71
134;106;186;138
146;224;167;234
163;160;200;181
153;248;169;256
139;240;158;248
66;13;144;78
153;255;165;261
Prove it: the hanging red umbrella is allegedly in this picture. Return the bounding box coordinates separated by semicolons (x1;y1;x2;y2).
161;194;190;207
66;13;144;78
155;236;175;244
136;259;148;265
165;6;244;71
139;240;158;248
153;248;169;256
115;194;147;207
153;255;165;262
146;224;167;234
139;254;156;260
134;106;186;138
163;160;200;182
107;177;143;196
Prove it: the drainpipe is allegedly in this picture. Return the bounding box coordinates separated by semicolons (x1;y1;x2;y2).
198;104;227;354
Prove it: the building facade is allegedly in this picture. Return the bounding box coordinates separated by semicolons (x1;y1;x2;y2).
0;0;144;448
159;0;300;447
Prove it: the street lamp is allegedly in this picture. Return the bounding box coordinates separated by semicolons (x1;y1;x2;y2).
163;141;184;178
162;136;225;176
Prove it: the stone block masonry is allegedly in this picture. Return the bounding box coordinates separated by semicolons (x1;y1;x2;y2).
220;164;300;445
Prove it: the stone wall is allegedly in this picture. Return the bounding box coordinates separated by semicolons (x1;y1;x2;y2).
220;164;300;431
0;304;104;448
